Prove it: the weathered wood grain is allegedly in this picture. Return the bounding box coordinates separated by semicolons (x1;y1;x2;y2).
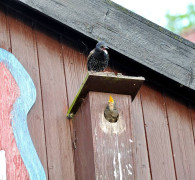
90;92;134;179
0;6;10;51
189;104;195;142
73;94;96;180
1;3;195;180
62;41;88;106
74;92;134;179
165;93;195;180
35;25;75;180
140;85;176;180
7;10;49;179
131;92;151;180
8;0;195;91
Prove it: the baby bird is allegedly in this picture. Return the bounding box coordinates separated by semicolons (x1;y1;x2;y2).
87;41;109;72
104;96;119;123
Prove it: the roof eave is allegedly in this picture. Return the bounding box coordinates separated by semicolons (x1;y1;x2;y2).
1;0;195;93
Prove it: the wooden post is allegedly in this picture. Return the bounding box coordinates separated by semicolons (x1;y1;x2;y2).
73;92;134;180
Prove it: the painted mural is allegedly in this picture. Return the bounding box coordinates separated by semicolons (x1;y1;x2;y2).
0;48;46;180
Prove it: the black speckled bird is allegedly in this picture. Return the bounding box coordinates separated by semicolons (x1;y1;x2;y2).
104;96;119;123
87;41;109;72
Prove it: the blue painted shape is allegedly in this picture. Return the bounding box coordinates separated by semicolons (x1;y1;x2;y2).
0;48;46;180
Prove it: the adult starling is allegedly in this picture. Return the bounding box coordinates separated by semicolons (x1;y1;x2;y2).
104;96;119;123
87;41;109;72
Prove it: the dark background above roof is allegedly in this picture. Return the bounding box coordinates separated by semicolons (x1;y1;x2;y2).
1;0;195;97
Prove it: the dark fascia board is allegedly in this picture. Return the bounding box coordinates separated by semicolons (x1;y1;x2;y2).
4;0;195;92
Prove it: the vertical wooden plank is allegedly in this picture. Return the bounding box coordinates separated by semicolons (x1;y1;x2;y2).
35;26;75;180
189;103;195;142
131;92;151;180
140;85;176;180
7;11;48;179
73;96;95;180
0;6;11;51
62;42;88;105
62;43;94;173
165;93;195;180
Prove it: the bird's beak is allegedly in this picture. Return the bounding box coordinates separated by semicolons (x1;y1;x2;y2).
109;96;114;103
102;46;109;50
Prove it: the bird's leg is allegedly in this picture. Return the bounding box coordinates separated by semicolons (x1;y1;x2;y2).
89;70;96;74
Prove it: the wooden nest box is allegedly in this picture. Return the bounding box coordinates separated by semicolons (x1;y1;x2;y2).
67;71;144;179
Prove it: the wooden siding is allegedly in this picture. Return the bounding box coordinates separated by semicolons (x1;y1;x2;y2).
0;6;195;180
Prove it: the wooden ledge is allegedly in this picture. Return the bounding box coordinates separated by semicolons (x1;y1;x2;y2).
67;72;145;118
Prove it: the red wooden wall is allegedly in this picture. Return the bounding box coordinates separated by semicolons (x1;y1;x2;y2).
0;5;195;180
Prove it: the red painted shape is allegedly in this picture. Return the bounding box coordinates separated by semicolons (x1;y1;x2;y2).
0;62;30;180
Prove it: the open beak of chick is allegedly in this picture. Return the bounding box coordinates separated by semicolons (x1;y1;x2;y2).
104;96;119;123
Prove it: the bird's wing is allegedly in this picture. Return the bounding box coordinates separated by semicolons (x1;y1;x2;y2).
87;49;95;61
87;49;97;71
